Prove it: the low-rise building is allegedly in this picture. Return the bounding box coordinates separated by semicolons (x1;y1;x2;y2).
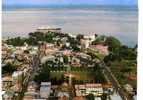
12;71;23;85
2;76;13;91
75;85;86;96
124;84;133;94
40;82;51;99
75;83;103;97
37;26;61;33
102;84;113;94
23;81;40;100
86;84;103;96
23;91;40;100
80;39;90;49
2;90;14;100
89;44;109;56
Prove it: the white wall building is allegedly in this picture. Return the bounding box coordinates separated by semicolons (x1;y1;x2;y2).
37;26;61;33
12;71;23;85
75;83;103;97
86;84;103;96
40;82;51;99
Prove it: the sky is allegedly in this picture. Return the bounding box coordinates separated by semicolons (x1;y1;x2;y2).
3;0;138;6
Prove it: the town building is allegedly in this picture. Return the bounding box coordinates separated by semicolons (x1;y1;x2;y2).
124;84;134;94
89;44;109;55
80;39;90;49
12;71;23;85
23;81;40;100
2;76;13;91
40;82;51;99
2;90;14;100
75;83;103;97
37;26;61;33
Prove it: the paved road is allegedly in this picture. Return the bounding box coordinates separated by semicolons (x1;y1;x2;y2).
99;61;132;100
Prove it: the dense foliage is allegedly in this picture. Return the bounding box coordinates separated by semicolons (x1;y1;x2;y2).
2;63;17;74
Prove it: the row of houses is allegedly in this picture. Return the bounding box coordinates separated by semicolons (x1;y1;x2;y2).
2;43;38;100
75;83;113;97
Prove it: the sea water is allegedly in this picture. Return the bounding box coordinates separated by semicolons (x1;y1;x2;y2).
2;5;138;47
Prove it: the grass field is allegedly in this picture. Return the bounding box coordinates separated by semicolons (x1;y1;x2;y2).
50;71;95;81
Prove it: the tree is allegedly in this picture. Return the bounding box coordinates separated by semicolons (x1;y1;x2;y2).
2;63;17;74
24;50;30;54
101;93;108;100
86;94;94;100
92;35;106;44
105;36;121;52
6;37;25;46
63;55;69;64
76;34;84;41
72;45;80;52
34;65;50;84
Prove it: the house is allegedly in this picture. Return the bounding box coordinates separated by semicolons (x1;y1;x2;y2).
57;92;69;99
86;84;103;96
73;96;85;100
89;44;109;55
75;83;103;97
102;84;113;94
41;55;55;64
75;85;86;96
23;91;40;100
2;76;13;91
27;81;38;92
12;71;23;85
13;83;22;92
124;84;133;94
80;39;90;49
2;90;14;100
40;82;51;99
23;81;40;100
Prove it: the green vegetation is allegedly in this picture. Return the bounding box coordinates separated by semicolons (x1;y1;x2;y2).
6;37;27;46
5;31;137;91
92;35;137;89
86;94;94;100
76;34;84;41
105;36;121;52
92;35;106;44
2;63;17;75
6;32;58;46
34;65;50;84
103;39;136;88
34;58;107;85
101;93;108;100
109;60;136;88
93;64;107;83
63;55;69;64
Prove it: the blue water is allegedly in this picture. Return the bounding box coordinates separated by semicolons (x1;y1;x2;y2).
2;5;138;47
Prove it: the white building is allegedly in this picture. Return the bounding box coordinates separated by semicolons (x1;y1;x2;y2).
124;84;133;94
75;85;86;96
37;26;61;33
41;55;55;64
86;84;103;96
2;90;14;100
75;83;103;97
12;71;23;85
40;82;51;99
80;39;90;49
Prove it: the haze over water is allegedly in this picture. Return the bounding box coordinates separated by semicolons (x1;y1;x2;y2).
2;6;138;47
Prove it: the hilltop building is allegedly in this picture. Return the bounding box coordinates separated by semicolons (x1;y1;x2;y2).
37;26;61;33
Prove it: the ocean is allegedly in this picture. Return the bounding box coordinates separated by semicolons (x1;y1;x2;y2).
2;5;138;47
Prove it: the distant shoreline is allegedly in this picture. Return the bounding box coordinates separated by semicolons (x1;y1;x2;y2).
3;5;138;11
